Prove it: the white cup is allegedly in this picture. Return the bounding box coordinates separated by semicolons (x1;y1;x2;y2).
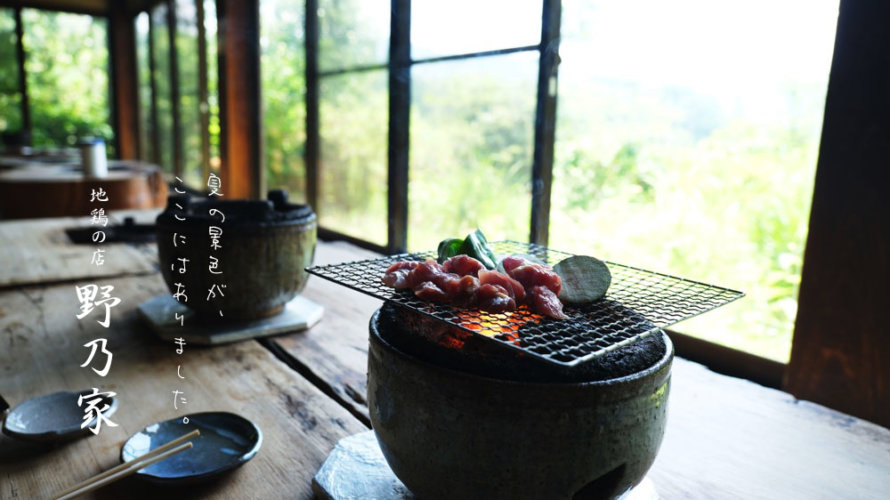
80;138;108;178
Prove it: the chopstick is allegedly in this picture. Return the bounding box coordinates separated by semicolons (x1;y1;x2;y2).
47;429;200;500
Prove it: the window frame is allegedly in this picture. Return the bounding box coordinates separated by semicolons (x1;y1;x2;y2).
134;0;215;186
305;0;559;254
300;0;860;398
12;0;882;422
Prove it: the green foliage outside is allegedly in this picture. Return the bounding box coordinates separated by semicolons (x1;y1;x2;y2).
176;10;203;186
264;0;390;243
318;70;388;244
135;13;156;164
297;0;826;361
151;6;174;172
135;1;219;181
549;80;824;362
262;0;307;202
0;9;22;133
408;57;537;249
21;10;112;150
256;0;825;361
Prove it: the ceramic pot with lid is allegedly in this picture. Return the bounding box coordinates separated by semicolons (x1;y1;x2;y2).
156;189;316;320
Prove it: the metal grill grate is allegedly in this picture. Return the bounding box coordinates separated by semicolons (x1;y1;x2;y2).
307;241;744;367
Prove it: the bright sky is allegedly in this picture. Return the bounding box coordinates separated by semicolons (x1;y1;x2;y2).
559;0;840;90
409;0;839;86
141;0;841;103
410;0;841;118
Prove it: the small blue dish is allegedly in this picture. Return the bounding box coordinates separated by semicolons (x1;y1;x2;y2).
2;389;118;442
120;412;262;484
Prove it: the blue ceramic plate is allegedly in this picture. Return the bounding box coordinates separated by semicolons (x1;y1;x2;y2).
120;412;262;484
2;389;118;442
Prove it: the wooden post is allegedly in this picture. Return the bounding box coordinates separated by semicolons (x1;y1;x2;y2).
387;0;410;254
166;0;183;178
785;0;890;427
147;12;161;166
529;0;560;246
108;2;140;159
196;0;211;182
216;0;262;199
305;0;319;213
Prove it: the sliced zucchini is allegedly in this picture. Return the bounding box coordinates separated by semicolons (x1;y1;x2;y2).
554;255;612;305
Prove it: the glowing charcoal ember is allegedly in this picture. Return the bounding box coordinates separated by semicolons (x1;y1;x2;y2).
457;310;531;345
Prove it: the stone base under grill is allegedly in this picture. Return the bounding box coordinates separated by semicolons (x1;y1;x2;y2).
313;431;658;500
138;293;323;345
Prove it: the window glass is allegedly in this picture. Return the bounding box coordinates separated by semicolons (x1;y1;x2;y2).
551;0;839;361
412;0;541;60
319;70;388;245
0;8;22;135
408;52;538;250
176;0;202;186
22;9;112;150
261;0;306;203
318;0;388;72
151;4;174;173
135;12;153;163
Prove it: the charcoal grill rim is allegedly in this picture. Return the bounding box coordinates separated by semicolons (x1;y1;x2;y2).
369;307;674;389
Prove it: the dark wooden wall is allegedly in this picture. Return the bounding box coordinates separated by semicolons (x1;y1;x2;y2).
108;1;140;159
785;0;890;428
216;0;262;199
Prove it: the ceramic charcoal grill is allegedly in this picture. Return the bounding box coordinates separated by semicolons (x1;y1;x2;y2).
307;241;743;500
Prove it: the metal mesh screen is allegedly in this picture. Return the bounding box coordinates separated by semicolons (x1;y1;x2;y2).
307;241;744;367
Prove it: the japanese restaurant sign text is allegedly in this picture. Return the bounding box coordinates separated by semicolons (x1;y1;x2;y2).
75;186;119;434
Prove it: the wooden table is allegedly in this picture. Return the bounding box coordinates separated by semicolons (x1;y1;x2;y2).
0;161;167;219
0;210;159;289
1;214;888;499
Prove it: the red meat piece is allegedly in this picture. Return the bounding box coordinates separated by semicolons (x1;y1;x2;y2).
382;260;421;288
508;264;562;295
442;255;485;277
528;285;568;319
414;281;450;302
475;283;516;313
478;269;526;303
451;275;481;307
408;259;447;286
500;255;527;274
